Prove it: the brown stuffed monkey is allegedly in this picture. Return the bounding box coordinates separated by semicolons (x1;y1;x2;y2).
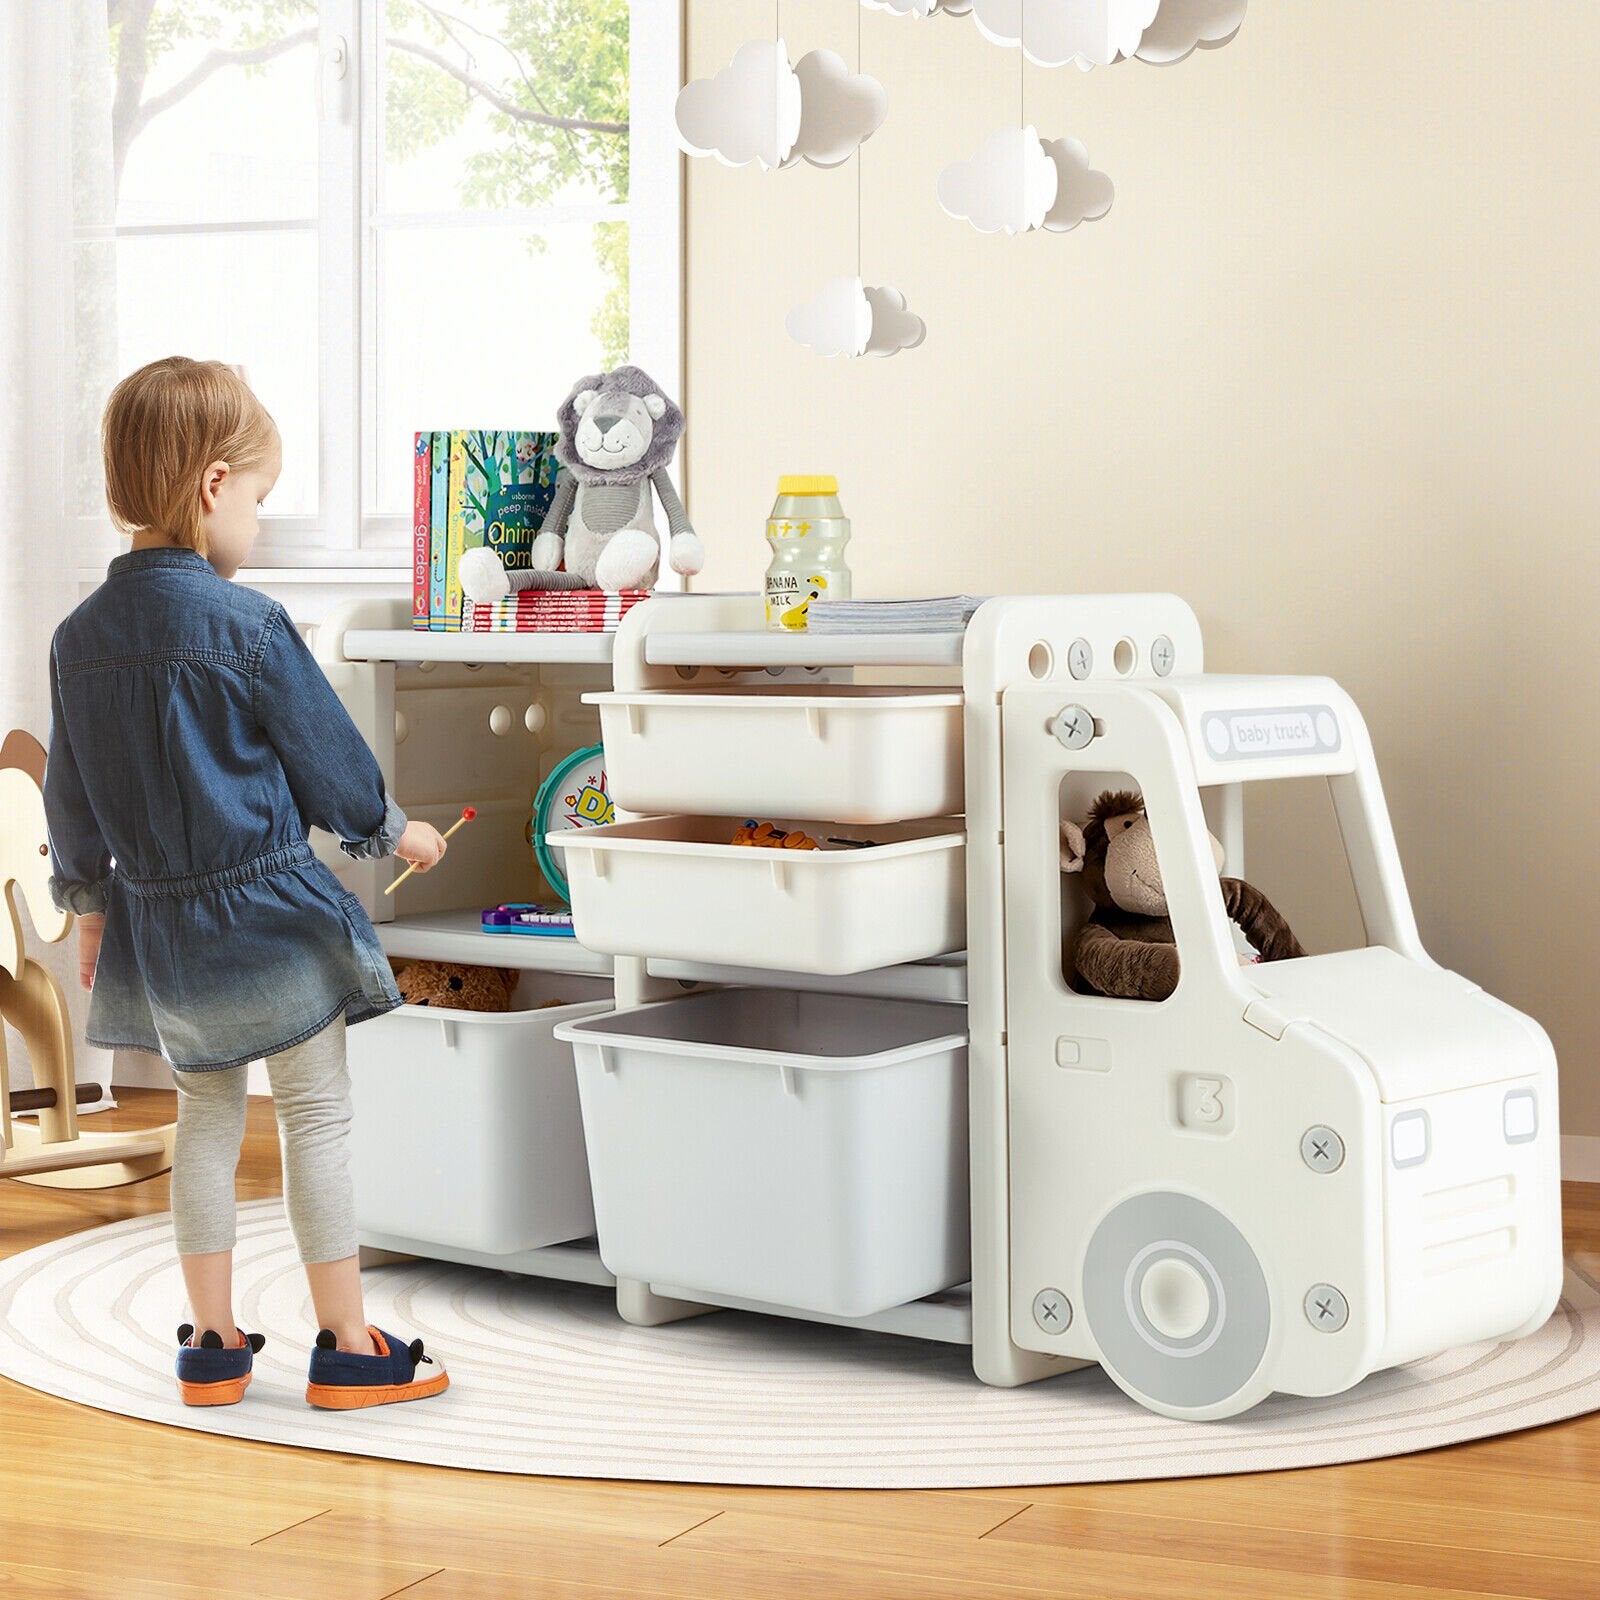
1061;788;1306;1001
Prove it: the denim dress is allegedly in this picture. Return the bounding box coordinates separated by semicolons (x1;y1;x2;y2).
41;545;408;1071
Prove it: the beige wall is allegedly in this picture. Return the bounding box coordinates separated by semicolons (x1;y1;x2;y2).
681;2;1600;1140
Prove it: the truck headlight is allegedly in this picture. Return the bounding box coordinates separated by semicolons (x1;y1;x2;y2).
1391;1110;1430;1168
1503;1089;1538;1145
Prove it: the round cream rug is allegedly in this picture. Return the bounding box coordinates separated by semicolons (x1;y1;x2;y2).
0;1200;1596;1488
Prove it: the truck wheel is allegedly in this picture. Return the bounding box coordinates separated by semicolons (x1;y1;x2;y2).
1082;1190;1272;1419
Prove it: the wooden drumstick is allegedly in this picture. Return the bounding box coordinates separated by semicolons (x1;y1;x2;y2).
384;807;476;895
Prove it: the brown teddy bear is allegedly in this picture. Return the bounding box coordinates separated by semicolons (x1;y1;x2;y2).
1061;788;1305;1001
391;958;520;1012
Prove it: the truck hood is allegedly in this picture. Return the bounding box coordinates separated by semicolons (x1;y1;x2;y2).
1241;946;1546;1103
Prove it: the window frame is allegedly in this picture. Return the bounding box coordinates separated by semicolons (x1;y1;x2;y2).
76;0;681;580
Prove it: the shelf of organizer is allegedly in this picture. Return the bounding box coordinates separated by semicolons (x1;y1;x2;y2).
355;1230;615;1289
557;815;966;975
377;907;614;977
643;1281;973;1347
641;630;963;670
646;953;968;1003
342;629;615;666
590;683;965;824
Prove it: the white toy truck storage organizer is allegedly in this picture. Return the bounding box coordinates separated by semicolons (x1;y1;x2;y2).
314;593;1564;1421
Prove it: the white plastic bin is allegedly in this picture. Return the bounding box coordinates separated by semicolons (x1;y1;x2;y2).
586;685;964;824
554;815;966;975
347;969;611;1256
556;988;970;1318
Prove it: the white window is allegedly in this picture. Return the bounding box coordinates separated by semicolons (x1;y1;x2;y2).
75;0;680;571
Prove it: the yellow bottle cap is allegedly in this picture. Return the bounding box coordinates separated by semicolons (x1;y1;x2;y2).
777;475;838;496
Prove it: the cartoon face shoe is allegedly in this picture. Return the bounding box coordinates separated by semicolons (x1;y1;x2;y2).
304;1326;450;1410
175;1324;264;1406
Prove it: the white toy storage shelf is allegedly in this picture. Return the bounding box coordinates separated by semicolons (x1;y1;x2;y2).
315;592;1565;1419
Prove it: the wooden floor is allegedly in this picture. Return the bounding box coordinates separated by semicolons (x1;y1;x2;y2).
0;1091;1596;1600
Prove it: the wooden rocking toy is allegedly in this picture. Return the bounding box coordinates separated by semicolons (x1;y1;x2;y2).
0;729;174;1188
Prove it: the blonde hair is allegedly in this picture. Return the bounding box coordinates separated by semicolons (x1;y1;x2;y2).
102;358;280;556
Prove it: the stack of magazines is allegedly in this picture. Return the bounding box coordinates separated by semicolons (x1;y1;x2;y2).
463;590;651;633
806;596;989;634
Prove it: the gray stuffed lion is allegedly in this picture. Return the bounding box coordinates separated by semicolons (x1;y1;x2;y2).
459;364;703;599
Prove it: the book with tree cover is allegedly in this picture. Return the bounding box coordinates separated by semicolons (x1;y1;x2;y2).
442;430;561;632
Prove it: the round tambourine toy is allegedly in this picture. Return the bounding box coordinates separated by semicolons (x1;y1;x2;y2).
529;743;614;902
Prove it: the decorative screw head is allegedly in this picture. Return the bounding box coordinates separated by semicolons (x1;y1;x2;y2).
1033;1288;1073;1334
1050;705;1095;751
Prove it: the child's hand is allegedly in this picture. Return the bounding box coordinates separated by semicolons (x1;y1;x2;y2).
396;820;447;873
76;912;106;990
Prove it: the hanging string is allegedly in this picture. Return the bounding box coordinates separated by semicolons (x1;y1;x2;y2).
1019;0;1027;128
857;0;864;278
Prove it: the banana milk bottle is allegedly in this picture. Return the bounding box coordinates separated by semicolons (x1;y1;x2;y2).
764;475;852;632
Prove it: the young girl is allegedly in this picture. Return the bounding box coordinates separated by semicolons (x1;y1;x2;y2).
43;357;450;1410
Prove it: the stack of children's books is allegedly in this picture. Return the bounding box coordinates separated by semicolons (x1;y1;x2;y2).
464;590;652;634
414;430;643;633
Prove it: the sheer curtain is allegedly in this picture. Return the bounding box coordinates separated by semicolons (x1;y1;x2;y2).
0;0;120;1100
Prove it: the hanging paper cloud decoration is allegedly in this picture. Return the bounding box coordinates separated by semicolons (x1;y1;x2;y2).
782;50;888;169
677;41;884;172
961;0;1243;66
787;276;873;358
675;39;803;170
969;0;1159;69
1134;0;1246;64
862;286;927;356
787;276;925;358
938;125;1059;235
1040;137;1114;231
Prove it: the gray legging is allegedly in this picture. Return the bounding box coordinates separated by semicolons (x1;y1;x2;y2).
170;1011;359;1264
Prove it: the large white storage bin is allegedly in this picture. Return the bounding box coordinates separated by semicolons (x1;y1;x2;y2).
348;970;611;1256
554;815;966;974
555;989;970;1318
587;685;964;824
